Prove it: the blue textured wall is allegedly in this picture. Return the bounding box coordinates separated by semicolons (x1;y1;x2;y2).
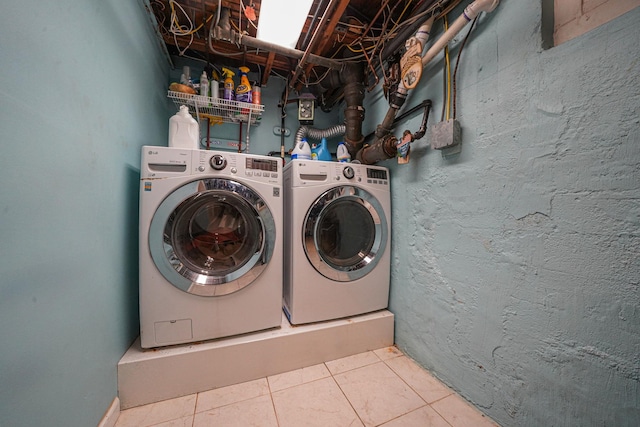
364;2;639;426
0;1;168;426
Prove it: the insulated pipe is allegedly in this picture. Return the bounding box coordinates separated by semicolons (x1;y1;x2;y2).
210;9;342;71
237;34;342;70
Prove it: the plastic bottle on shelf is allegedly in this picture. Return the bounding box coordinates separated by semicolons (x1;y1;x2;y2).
235;66;252;104
312;138;332;161
199;71;209;107
199;71;209;96
291;138;311;160
210;73;219;100
168;105;199;149
180;66;189;85
221;67;235;101
252;83;261;105
180;66;193;88
336;142;351;162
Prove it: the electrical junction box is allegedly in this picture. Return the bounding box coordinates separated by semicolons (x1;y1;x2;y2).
430;119;461;152
298;98;314;125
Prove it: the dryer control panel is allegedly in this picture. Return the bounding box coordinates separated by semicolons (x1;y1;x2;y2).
285;160;389;189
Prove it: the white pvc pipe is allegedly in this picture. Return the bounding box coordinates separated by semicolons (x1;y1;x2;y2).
421;0;499;68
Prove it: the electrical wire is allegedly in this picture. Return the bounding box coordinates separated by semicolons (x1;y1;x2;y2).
215;0;221;28
452;16;478;119
169;0;213;36
307;67;332;86
444;15;452;121
239;0;258;31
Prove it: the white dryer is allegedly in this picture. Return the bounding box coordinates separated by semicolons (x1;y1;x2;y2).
283;160;391;325
139;146;283;348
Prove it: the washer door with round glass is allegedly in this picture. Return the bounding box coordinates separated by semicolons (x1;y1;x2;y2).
303;186;388;282
149;178;276;296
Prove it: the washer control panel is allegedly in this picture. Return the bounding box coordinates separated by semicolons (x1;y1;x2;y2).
192;150;281;183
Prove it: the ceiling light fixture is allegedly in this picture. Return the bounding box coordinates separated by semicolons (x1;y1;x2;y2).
256;0;314;48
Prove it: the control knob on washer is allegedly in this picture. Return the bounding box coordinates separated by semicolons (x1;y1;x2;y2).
210;154;227;170
343;166;355;179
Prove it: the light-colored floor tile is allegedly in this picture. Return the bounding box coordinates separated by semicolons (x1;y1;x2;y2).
379;405;451;427
385;356;453;403
334;362;425;427
195;378;270;413
272;377;364;427
193;394;278;427
325;351;381;375
267;363;331;392
149;416;194;427
373;346;403;361
115;394;196;427
431;393;499;427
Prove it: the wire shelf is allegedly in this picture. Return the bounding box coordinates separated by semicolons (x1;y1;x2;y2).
168;90;264;125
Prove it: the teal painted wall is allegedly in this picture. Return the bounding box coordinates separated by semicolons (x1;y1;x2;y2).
364;2;639;426
2;1;637;426
0;1;168;426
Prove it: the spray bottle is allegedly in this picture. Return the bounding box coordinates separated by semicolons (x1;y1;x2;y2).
221;67;235;101
235;66;252;104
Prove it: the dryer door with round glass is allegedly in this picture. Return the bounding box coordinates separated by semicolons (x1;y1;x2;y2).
303;186;388;282
149;178;276;296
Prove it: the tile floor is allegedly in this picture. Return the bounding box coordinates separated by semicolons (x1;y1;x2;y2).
115;346;499;427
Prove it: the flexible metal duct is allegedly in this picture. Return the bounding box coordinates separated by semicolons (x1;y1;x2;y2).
295;124;346;144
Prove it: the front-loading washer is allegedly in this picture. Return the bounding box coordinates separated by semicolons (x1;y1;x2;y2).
139;146;283;348
283;159;391;325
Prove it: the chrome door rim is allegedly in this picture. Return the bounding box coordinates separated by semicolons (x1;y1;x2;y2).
303;186;387;282
149;178;275;296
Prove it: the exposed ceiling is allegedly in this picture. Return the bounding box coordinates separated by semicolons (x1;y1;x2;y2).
148;0;460;91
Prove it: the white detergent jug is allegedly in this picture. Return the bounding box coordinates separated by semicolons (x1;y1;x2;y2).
336;141;351;162
291;138;311;160
168;105;199;149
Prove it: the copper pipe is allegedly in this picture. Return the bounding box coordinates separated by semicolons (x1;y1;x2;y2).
289;0;343;89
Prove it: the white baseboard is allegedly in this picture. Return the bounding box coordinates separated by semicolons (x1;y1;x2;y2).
97;396;120;427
